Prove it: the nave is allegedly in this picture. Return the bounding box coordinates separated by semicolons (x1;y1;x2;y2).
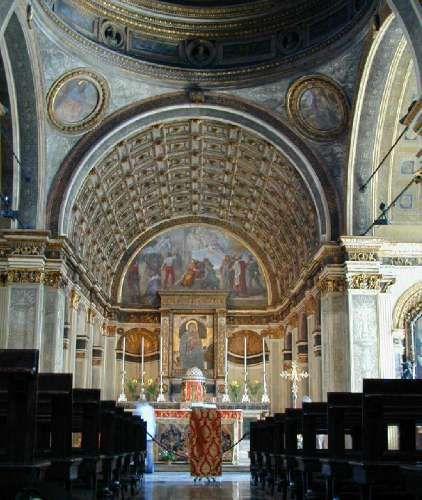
139;472;266;500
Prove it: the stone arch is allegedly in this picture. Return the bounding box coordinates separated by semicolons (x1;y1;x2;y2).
1;11;45;228
346;14;421;237
393;281;422;330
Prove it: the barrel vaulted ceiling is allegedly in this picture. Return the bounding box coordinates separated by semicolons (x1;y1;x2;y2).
68;119;320;306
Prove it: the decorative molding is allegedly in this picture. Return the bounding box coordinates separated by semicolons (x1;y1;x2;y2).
46;68;109;134
347;273;382;290
44;271;67;289
70;289;80;310
317;276;347;294
159;291;229;310
7;269;44;284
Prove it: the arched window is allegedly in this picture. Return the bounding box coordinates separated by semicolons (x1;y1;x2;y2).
412;312;422;379
393;282;422;379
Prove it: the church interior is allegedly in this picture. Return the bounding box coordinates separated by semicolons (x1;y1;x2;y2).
0;0;421;498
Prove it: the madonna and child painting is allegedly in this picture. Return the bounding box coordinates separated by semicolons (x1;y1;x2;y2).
122;226;267;308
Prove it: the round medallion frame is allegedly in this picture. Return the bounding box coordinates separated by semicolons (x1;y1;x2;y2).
47;69;110;134
287;75;349;141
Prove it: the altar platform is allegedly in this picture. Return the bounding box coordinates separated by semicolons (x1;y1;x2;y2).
121;402;269;465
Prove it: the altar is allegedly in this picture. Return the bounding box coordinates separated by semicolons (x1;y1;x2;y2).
154;407;243;464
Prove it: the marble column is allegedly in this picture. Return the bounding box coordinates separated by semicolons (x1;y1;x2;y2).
0;280;10;348
85;309;96;388
379;290;396;378
282;328;293;409
269;338;284;413
103;325;117;400
319;273;350;398
7;270;44;352
296;312;309;403
40;273;66;373
92;346;103;392
68;289;80;377
347;273;381;392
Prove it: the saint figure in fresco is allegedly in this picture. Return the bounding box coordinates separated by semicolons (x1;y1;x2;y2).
233;256;247;295
180;260;200;288
180;320;204;370
162;252;176;288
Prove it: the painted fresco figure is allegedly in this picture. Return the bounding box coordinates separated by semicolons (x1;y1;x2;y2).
202;258;219;289
219;255;232;290
180;260;200;288
162;252;176;288
233;256;247;295
180;320;204;370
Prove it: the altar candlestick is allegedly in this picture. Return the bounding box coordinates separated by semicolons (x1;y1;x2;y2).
139;336;146;401
222;335;230;402
241;336;250;403
261;337;270;404
157;335;166;402
117;335;127;403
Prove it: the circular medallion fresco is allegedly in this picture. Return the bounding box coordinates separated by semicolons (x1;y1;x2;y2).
287;75;349;140
47;69;109;134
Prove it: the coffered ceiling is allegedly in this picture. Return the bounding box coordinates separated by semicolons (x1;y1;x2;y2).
68;119;320;306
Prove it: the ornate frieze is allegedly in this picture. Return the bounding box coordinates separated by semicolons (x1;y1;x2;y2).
44;271;68;289
317;277;347;294
7;269;44;284
10;241;46;256
347;273;382;290
159;291;228;310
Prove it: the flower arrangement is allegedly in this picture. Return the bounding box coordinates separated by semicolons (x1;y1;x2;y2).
145;378;159;401
248;380;264;402
160;450;176;463
228;380;241;402
126;378;139;401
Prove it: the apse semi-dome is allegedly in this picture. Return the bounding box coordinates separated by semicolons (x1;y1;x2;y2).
37;0;378;87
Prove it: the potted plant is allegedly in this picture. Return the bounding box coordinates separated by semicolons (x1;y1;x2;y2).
145;378;159;401
160;450;176;464
228;379;241;402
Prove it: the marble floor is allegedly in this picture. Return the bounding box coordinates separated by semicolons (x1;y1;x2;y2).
138;472;270;499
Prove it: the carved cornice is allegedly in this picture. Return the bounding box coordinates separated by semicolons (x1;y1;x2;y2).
159;291;228;310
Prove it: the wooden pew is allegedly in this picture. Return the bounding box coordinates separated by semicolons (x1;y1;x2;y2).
269;413;288;497
296;402;328;499
350;379;422;500
0;349;51;500
321;392;362;500
72;388;102;498
36;373;81;498
284;408;304;500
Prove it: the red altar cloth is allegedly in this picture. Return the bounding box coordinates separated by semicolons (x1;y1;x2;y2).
188;408;222;478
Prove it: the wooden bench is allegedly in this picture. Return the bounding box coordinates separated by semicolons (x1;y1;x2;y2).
0;349;51;500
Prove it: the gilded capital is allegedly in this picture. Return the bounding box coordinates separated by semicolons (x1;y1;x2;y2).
44;271;67;289
70;289;80;310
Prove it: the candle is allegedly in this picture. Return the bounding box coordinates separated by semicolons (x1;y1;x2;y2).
122;335;126;366
244;336;247;373
225;336;228;377
159;336;163;374
262;337;265;373
141;336;144;381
